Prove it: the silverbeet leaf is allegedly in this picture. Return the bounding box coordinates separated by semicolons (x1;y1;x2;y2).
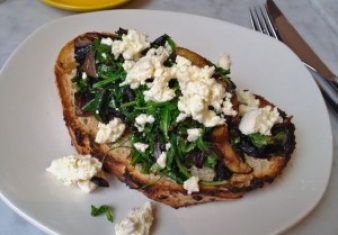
90;205;114;222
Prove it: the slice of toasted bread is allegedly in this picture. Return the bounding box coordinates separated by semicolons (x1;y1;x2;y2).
54;31;296;208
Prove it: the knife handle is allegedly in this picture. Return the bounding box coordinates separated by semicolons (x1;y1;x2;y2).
276;17;337;82
306;66;338;108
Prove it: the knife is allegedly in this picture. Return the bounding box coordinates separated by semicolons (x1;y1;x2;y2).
266;0;338;110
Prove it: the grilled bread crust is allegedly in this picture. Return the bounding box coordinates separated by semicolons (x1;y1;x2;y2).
55;32;296;208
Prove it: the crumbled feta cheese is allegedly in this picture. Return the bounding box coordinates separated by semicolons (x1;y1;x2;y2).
46;154;102;193
200;110;225;127
217;52;232;70
183;176;200;194
176;113;188;123
115;202;153;235
165;142;171;150
176;81;225;126
134;114;155;132
239;106;282;135
134;143;149;153
115;35;233;127
108;31;238;130
156;152;167;169
101;37;114;46
237;89;260;116
95;118;126;144
143;75;176;102
222;92;238;116
121;46;176;103
77;180;97;193
173;55;226;127
121;59;151;89
112;29;150;60
82;72;87;80
187;128;203;142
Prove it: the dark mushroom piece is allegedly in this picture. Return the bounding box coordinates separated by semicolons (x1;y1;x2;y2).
82;50;98;78
74;37;93;65
211;125;252;174
90;176;109;187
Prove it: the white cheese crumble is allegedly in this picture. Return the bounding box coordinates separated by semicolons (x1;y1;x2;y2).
134;114;155;132
82;72;87;80
143;74;176;102
115;202;154;235
101;37;114;46
112;29;150;60
122;46;176;103
237;89;260;116
122;59;151;89
217;52;232;70
187;128;203;142
122;48;234;127
121;47;170;89
165;142;171;150
46;154;102;193
183;176;200;194
222;92;238;116
95;118;126;144
239;106;282;135
113;31;235;128
174;56;226;127
134;143;149;153
156;152;167;169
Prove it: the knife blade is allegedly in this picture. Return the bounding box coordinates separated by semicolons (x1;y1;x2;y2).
266;0;338;112
266;0;337;83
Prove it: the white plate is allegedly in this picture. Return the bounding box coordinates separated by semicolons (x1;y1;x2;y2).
0;10;332;235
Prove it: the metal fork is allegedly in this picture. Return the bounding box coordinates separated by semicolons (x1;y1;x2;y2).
249;5;338;114
249;6;279;40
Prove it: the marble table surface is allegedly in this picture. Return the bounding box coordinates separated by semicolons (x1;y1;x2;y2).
0;0;337;234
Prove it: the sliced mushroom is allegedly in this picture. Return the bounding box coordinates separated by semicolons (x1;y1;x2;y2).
175;47;210;68
74;37;93;64
211;125;252;174
82;50;98;78
230;91;240;123
74;33;103;66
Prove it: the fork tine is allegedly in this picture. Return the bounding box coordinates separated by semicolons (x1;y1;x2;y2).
261;5;279;39
257;7;270;35
249;6;279;40
249;7;263;33
249;8;259;31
